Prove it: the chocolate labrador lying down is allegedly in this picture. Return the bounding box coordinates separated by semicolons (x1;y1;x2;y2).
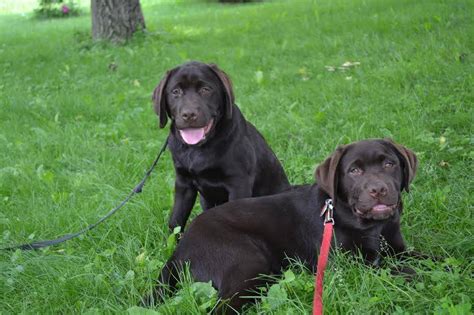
149;139;418;312
153;61;290;231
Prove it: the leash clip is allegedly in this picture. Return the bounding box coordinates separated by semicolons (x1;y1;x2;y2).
320;199;334;225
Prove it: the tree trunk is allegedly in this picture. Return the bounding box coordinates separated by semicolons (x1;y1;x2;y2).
91;0;146;43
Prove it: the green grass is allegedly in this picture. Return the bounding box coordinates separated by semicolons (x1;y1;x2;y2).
1;0;473;313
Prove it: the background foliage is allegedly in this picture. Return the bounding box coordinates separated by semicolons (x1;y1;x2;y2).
0;0;472;313
34;0;81;19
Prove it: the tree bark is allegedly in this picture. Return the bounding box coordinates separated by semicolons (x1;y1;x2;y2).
91;0;146;43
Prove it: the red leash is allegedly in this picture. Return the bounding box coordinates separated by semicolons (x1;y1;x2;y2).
313;199;335;315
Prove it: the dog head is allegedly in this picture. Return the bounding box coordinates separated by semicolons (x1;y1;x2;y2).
152;61;234;145
316;139;417;221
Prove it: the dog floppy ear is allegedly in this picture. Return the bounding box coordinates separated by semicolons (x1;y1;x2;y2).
208;63;234;120
152;70;174;129
383;138;418;192
315;145;347;201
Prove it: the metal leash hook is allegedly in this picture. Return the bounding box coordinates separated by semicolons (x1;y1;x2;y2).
314;198;335;315
320;199;334;225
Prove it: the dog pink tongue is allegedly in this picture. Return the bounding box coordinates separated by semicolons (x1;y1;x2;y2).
180;128;205;145
373;204;389;212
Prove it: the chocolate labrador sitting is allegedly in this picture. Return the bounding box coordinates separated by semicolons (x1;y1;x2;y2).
153;61;290;231
147;139;419;312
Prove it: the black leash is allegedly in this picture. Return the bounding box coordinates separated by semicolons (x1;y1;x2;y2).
1;137;168;251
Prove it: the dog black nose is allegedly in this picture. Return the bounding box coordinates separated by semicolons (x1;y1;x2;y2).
181;110;197;122
368;181;388;199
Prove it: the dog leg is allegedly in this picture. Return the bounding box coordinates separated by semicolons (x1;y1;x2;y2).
169;175;197;231
227;180;253;201
381;220;407;256
216;259;271;314
199;194;215;211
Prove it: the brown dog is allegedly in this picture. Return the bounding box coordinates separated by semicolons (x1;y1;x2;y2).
152;61;290;231
148;139;418;312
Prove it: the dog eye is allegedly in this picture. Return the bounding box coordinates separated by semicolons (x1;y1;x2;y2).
171;88;182;97
199;87;212;95
349;167;362;175
384;161;395;168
